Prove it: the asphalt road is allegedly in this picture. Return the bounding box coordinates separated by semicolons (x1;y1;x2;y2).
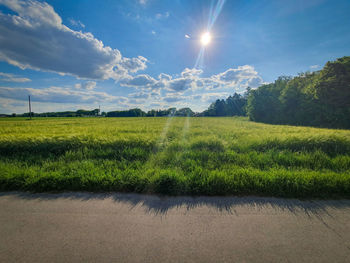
0;192;349;263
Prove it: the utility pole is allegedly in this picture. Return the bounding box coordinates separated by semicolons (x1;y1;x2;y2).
28;95;32;120
99;104;101;116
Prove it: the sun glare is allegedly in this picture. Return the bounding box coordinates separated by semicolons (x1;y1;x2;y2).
201;32;211;46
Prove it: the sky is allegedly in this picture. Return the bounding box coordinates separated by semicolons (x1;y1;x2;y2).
0;0;349;114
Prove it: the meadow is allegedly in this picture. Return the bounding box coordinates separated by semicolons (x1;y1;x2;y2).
0;117;349;198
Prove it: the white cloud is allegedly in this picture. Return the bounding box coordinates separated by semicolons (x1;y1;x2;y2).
128;91;150;99
167;78;193;91
185;34;190;39
0;72;31;82
120;74;157;87
74;81;96;90
111;64;262;109
0;0;147;80
0;64;263;112
181;68;203;78
139;0;147;5
69;18;85;28
158;73;172;81
119;56;148;73
84;81;96;90
117;65;263;94
151;30;156;35
210;65;263;90
310;65;320;69
215;65;258;83
0;86;126;104
150;89;160;96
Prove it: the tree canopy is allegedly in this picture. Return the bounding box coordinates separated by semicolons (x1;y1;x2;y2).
246;56;350;129
199;93;247;117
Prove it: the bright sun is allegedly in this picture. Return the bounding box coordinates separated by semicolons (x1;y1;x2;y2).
201;32;211;46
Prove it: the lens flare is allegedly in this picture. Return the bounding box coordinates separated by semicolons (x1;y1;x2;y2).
201;32;212;46
194;0;226;69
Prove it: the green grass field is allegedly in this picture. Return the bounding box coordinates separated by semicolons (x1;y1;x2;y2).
0;117;349;198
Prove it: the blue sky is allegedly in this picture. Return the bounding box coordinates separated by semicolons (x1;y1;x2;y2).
0;0;349;113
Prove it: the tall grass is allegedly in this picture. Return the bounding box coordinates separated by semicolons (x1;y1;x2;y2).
0;117;349;197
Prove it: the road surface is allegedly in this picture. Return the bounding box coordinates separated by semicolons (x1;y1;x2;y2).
0;192;349;262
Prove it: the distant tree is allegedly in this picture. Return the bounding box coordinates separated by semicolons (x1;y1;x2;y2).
201;93;247;117
175;108;194;116
106;108;146;117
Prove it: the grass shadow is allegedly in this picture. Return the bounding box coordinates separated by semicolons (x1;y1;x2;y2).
1;191;349;219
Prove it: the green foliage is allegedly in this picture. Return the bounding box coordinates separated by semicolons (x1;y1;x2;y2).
107;108;146;117
104;108;194;117
174;107;194;117
0;117;349;197
15;109;101;117
200;93;247;116
247;56;350;128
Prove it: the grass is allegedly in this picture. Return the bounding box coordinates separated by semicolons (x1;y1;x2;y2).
0;116;349;198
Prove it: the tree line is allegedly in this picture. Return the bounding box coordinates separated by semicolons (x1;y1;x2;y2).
246;56;350;129
8;109;100;118
3;56;349;129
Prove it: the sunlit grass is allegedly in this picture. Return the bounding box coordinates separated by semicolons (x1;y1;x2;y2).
0;117;349;197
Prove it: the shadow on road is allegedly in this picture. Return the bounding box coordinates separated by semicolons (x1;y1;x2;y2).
1;191;349;218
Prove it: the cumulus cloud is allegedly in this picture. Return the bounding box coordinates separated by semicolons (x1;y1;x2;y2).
198;65;264;91
128;91;150;99
181;68;203;78
158;73;172;81
213;65;262;86
167;78;193;91
310;64;320;69
116;65;263;95
119;56;148;73
0;0;147;80
0;86;126;104
75;81;96;90
247;77;263;88
120;74;157;87
0;72;31;82
84;81;96;90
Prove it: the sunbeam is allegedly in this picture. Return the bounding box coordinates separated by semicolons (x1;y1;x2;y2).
194;0;226;69
156;113;175;149
194;46;205;69
181;115;190;143
207;0;226;31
